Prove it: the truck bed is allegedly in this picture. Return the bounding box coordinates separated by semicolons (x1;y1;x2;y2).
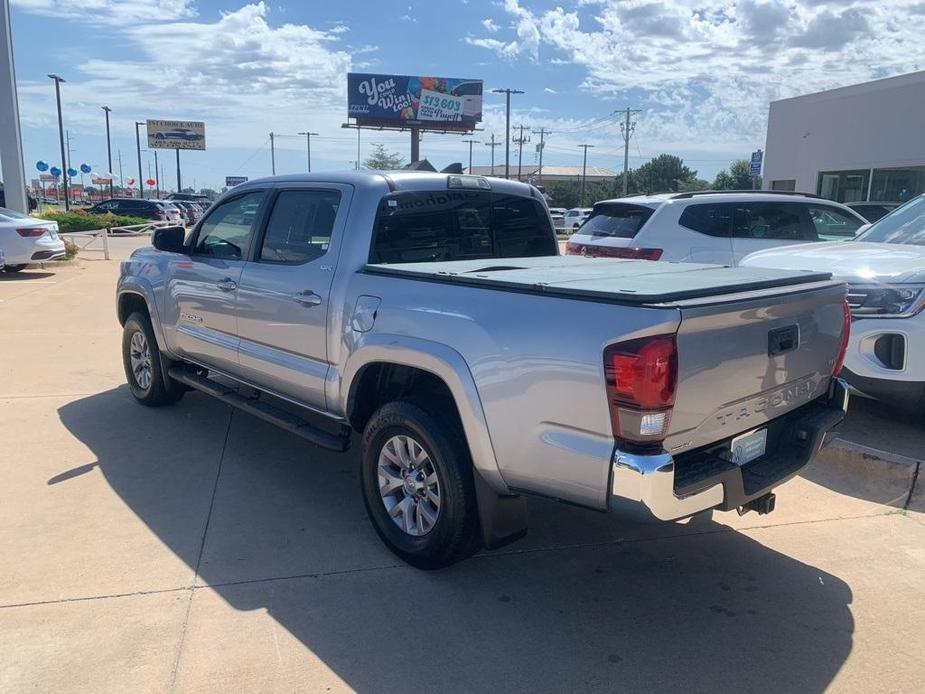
364;256;834;305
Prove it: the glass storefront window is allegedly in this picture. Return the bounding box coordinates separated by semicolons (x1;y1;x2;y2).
817;170;869;203
869;166;925;202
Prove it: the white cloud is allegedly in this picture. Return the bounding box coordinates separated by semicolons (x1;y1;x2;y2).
466;0;925;153
12;0;197;23
482;18;500;32
15;2;358;151
544;87;557;94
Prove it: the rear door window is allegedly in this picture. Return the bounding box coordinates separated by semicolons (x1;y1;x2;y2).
371;190;556;263
732;202;814;241
579;203;654;238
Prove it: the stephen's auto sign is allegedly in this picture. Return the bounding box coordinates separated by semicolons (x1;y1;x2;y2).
147;120;206;150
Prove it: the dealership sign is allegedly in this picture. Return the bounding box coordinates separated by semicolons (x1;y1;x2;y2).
147;120;206;150
225;176;248;187
750;149;763;176
347;73;482;131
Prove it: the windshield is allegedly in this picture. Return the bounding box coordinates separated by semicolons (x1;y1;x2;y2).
371;190;557;263
856;195;925;245
579;203;654;238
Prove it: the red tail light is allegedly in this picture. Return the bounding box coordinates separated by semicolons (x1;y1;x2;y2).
604;335;678;447
16;227;46;237
565;242;662;260
832;300;851;377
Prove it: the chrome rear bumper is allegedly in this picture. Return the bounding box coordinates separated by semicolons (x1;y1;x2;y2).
609;378;849;521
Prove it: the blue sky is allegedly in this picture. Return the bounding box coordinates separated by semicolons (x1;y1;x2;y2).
7;0;924;191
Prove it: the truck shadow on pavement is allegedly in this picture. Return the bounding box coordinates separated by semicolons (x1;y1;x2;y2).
57;387;855;694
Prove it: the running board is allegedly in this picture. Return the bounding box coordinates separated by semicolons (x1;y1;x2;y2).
167;366;351;452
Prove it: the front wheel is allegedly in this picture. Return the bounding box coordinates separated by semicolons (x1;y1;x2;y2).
361;401;480;569
121;311;184;406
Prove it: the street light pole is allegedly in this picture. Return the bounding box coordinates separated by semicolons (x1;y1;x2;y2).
101;106;113;198
297;131;319;172
491;87;523;179
48;74;69;210
134;121;145;199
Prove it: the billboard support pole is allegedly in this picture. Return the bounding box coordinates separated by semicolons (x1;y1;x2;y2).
175;148;181;192
135;121;145;199
410;127;420;164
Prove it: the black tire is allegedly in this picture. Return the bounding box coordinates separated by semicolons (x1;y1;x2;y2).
361;401;481;569
2;264;26;273
121;311;184;407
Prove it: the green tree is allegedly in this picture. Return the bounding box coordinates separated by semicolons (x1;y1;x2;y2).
364;144;405;170
713;160;760;190
632;154;700;194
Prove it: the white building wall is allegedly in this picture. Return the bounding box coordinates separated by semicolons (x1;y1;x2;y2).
763;71;925;196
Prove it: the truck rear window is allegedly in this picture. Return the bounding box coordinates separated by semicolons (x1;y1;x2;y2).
371;191;557;263
579;203;654;238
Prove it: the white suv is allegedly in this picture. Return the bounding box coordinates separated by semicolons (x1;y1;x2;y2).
741;195;925;411
565;191;866;265
563;207;592;231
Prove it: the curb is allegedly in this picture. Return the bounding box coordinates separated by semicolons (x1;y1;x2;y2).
814;436;922;512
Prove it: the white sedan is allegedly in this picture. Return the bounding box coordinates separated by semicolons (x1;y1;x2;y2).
0;207;66;272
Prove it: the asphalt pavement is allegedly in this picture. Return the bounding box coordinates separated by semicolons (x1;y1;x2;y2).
0;239;923;694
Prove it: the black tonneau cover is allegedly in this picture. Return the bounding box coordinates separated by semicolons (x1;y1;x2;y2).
363;256;835;305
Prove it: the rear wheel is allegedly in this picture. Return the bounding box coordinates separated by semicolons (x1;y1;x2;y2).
122;311;184;406
361;401;480;569
2;265;26;273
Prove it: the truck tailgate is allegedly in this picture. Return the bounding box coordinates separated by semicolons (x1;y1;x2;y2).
665;281;847;454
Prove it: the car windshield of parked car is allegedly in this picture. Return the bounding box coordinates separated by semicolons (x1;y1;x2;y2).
580;203;655;238
0;206;31;220
371;190;557;263
856;195;925;245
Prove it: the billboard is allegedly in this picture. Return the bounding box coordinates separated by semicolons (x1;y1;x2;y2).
347;73;482;131
147;119;206;150
225;176;248;187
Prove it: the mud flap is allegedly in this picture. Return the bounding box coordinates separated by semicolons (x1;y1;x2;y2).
473;468;528;550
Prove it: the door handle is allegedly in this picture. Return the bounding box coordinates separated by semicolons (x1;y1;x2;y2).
293;290;322;307
216;277;237;292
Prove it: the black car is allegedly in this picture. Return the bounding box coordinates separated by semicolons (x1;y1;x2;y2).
88;198;183;223
847;201;900;223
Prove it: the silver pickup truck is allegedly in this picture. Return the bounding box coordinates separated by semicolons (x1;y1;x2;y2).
117;172;850;568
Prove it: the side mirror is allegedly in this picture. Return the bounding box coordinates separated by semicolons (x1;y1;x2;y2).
152;225;187;253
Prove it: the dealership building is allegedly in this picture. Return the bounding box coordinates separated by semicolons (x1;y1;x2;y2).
763;70;925;203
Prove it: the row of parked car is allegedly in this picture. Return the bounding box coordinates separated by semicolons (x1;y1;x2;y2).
560;189;925;412
87;195;212;227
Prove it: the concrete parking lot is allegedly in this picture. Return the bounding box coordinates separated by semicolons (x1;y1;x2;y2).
1;239;923;694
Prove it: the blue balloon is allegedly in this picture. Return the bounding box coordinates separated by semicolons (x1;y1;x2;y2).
80;163;92;174
49;166;61;177
67;167;78;177
36;160;49;172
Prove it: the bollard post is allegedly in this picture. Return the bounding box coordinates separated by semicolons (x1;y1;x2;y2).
101;226;110;260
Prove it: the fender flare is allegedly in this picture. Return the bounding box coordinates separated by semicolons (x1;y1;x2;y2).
339;334;509;495
116;278;168;352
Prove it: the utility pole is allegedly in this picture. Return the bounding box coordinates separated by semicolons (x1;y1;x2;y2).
65;129;73;172
618;107;641;196
269;132;276;175
578;143;595;206
153;149;159;198
101;106;113;198
48;74;69;210
341;123;362;169
514;124;530;181
117;149;123;194
491;87;524;179
531;127;550;188
134;121;145;199
297;131;319;172
462;138;479;173
485;134;501;175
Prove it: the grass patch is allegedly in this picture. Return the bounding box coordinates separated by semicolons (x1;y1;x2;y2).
37;210;149;233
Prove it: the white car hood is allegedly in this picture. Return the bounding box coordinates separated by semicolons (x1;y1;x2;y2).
740;241;925;284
